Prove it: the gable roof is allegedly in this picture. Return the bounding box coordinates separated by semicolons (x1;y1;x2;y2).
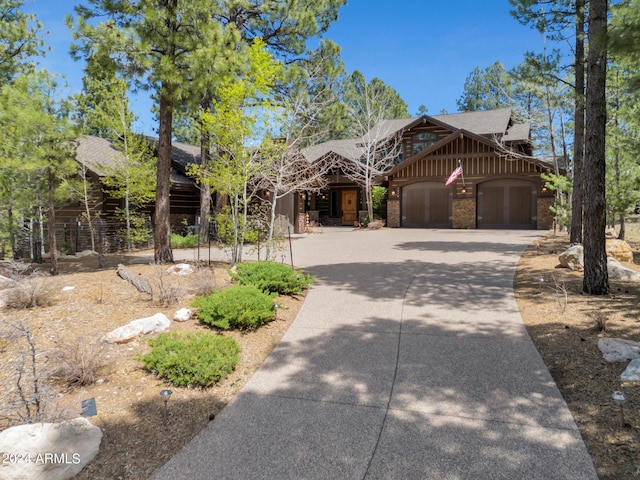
432;108;513;137
75;135;198;185
303;108;530;164
302;138;364;163
503;123;530;143
75;135;122;176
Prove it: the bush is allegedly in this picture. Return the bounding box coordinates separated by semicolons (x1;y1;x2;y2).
52;337;105;388
171;232;199;249
230;261;315;295
140;331;240;388
5;277;56;309
192;284;276;330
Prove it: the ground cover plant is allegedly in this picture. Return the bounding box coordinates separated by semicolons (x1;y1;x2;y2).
192;284;276;330
171;233;199;249
230;260;315;295
140;332;240;388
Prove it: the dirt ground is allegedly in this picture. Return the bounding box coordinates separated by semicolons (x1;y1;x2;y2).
515;231;640;480
1;229;640;479
0;251;303;479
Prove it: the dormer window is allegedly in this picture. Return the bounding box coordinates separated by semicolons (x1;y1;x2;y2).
411;132;438;155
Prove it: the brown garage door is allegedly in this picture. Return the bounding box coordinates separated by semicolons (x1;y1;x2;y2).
477;179;536;229
401;182;451;228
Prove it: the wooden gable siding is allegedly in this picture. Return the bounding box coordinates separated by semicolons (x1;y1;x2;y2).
393;136;544;181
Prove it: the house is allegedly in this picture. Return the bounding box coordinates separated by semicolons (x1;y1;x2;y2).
301;108;556;230
51;135;205;253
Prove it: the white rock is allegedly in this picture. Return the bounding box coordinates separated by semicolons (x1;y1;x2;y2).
0;417;102;480
102;323;143;344
74;250;97;258
598;337;640;362
102;313;170;343
173;308;192;322
621;358;640;381
166;263;195;276
130;312;171;334
62;286;75;292
607;257;640;281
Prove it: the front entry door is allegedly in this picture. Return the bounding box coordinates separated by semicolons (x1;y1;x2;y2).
341;190;358;225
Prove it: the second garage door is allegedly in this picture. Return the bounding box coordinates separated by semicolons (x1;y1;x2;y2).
477;179;537;229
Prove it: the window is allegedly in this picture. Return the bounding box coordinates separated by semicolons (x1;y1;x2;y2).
411;132;438;155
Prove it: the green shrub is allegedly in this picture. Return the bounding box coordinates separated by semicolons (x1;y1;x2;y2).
171;232;199;249
140;332;240;388
230;261;315;295
192;284;276;330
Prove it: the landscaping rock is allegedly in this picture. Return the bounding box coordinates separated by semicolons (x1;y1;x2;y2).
167;263;195;276
558;243;638;277
558;244;584;271
598;337;640;362
621;358;640;381
607;257;640;281
74;250;97;258
102;313;170;343
132;313;171;334
0;417;102;480
173;307;192;322
606;238;634;263
102;323;143;344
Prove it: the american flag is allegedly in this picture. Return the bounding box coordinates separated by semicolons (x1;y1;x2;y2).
445;165;463;186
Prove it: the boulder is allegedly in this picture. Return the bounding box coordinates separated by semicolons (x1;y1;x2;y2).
102;313;170;344
558;244;584;271
102;323;144;344
598;337;640;362
608;257;640;281
0;417;102;480
131;312;171;334
74;250;97;258
173;308;192;322
621;358;640;381
606;238;634;263
166;263;195;276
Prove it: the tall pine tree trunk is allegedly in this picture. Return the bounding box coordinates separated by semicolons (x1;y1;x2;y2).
583;0;608;295
154;85;174;264
571;0;586;245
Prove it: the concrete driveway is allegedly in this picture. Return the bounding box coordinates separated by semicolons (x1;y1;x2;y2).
152;228;598;479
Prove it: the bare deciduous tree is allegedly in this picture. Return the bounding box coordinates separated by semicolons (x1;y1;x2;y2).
340;99;403;222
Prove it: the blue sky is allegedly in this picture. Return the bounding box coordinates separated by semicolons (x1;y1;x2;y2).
25;0;546;135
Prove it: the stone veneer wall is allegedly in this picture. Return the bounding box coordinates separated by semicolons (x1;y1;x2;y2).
452;198;476;229
387;198;400;228
537;196;555;230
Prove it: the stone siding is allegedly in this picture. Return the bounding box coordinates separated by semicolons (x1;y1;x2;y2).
387;198;400;228
452;198;476;229
537;196;555;230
